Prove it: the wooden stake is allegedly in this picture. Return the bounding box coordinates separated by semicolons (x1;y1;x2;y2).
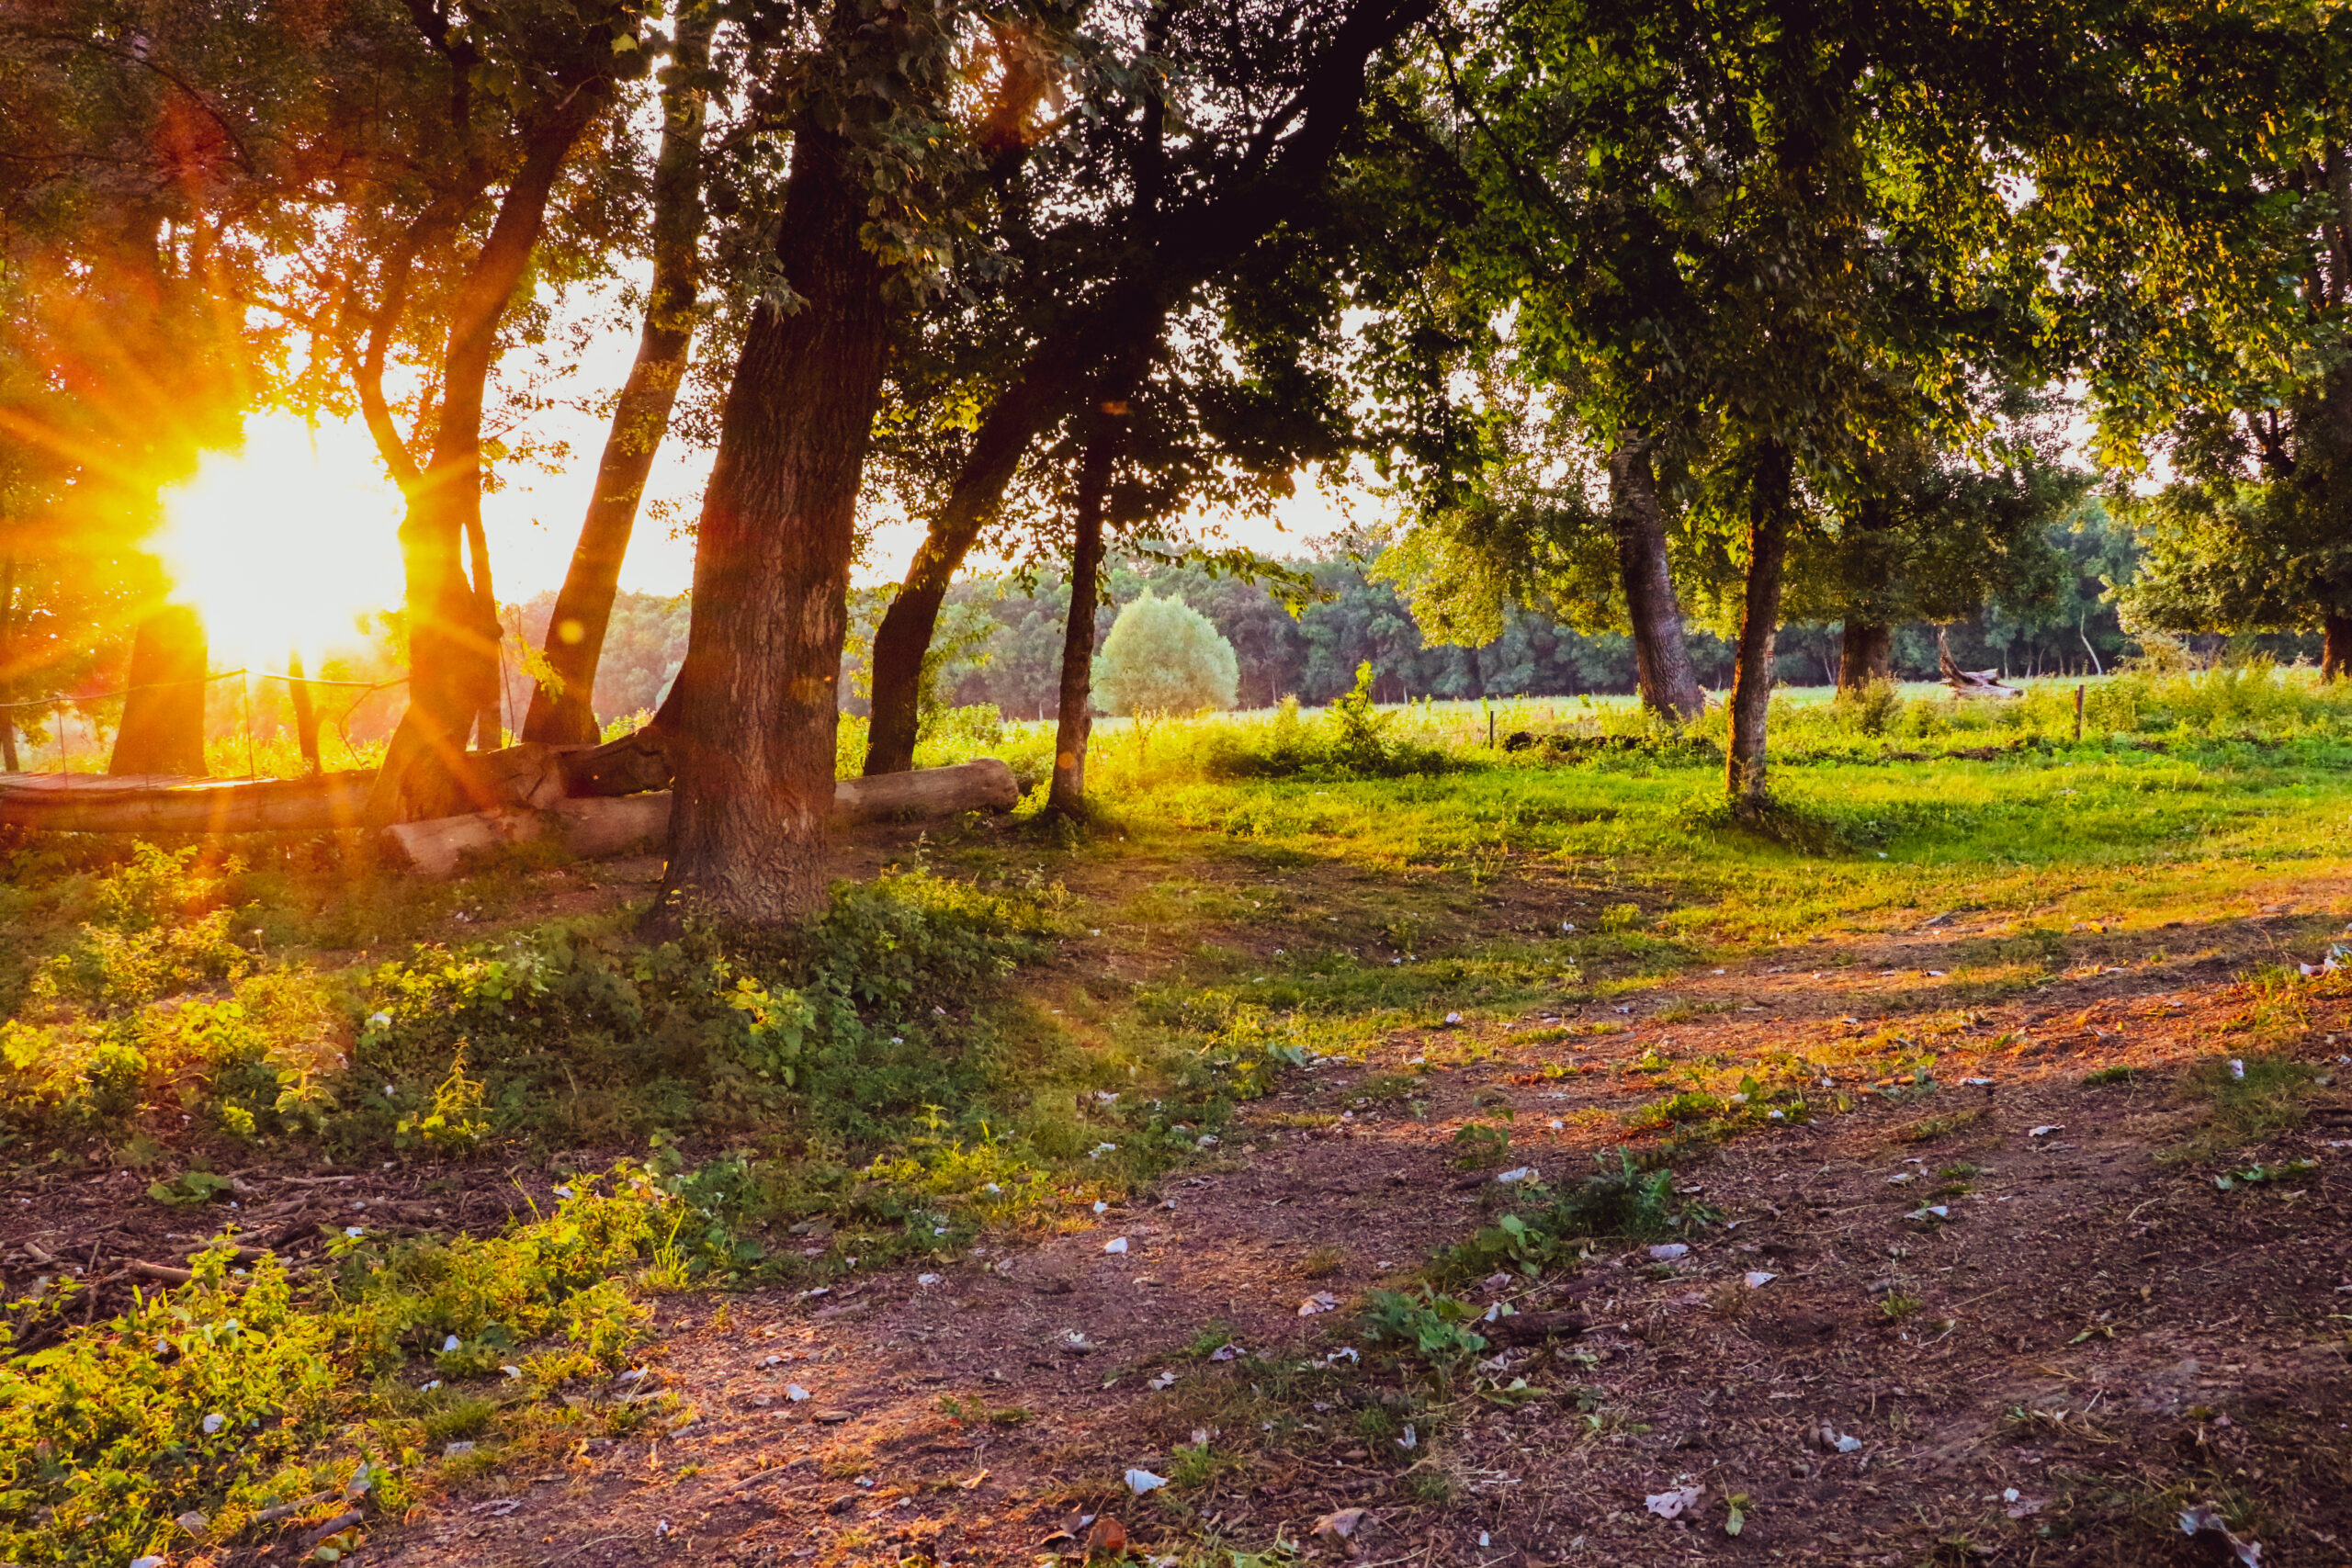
2074;682;2085;744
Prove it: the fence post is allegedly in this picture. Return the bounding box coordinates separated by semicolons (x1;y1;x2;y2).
2074;682;2085;745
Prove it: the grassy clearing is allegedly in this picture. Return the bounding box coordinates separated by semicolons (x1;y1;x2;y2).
3;660;2350;1555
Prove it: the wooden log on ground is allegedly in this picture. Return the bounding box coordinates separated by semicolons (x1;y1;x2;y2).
0;771;378;834
387;759;1022;876
557;727;673;797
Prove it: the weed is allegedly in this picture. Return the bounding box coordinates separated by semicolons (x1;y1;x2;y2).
2173;1052;2321;1156
2084;1064;2141;1086
1449;1122;1511;1169
1430;1149;1717;1285
1892;1108;1985;1145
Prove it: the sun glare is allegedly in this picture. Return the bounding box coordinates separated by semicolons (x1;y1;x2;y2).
154;416;406;665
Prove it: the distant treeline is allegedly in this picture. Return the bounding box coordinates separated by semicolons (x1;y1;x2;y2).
513;510;2321;728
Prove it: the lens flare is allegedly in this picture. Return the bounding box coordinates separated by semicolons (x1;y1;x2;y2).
153;415;405;664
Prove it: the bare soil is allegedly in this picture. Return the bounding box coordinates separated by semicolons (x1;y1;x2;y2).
7;838;2350;1568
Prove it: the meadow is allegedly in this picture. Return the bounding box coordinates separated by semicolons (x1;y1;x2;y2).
0;660;2347;1565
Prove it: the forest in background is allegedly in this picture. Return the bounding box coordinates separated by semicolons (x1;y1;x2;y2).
511;499;2201;728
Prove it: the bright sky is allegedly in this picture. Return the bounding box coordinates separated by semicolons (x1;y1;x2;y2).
155;310;1363;660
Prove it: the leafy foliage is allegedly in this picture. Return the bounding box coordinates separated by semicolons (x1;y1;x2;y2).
1094;591;1240;716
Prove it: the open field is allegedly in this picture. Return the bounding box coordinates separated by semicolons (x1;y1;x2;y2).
3;667;2350;1567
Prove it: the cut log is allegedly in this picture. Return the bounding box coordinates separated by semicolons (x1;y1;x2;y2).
0;771;377;834
387;759;1023;877
558;726;673;797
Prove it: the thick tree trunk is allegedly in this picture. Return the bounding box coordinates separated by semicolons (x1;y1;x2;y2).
651;112;896;928
1726;442;1793;812
522;11;712;745
1606;439;1705;726
0;552;17;773
2324;610;2350;680
370;94;605;823
111;605;209;777
1838;621;1892;695
1047;435;1114;816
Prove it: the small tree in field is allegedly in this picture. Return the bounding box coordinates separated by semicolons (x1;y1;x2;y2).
1093;592;1238;716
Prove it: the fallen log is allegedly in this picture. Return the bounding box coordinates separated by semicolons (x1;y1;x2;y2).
1935;626;2023;700
0;771;377;834
387;759;1023;877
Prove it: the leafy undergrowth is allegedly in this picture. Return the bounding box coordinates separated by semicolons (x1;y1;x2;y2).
0;1170;681;1563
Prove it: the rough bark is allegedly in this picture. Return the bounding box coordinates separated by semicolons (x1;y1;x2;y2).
111;605;209;777
522;9;712;744
369;91;607;824
1047;434;1114;816
1606;439;1705;726
1837;621;1892;695
1726;442;1792;811
2325;610;2350;681
861;0;1436;776
651;108;895;928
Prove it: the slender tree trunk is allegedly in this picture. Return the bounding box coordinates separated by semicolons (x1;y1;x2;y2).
863;331;1136;777
651;111;896;928
2324;610;2351;680
111;604;209;776
1047;435;1114;816
1606;439;1705;726
1837;621;1892;696
1726;441;1793;812
0;551;17;773
864;0;1430;776
523;10;712;744
370;94;606;822
287;647;322;774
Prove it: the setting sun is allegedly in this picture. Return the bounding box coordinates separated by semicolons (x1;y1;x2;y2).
153;415;405;665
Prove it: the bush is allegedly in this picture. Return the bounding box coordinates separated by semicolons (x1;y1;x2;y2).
1093;591;1238;716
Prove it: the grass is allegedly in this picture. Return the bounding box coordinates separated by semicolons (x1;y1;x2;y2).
4;659;2351;1553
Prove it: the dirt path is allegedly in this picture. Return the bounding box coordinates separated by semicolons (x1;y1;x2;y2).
361;950;2352;1568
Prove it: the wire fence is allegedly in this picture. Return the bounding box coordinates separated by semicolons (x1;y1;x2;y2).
0;668;409;777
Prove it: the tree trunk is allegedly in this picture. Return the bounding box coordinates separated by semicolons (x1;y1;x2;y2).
286;647;322;774
1726;442;1792;812
2324;610;2350;680
1837;621;1892;696
369;92;606;823
1047;435;1114;816
522;9;712;745
110;604;209;777
863;330;1131;777
0;552;17;773
1606;439;1706;726
650;110;896;929
862;0;1431;777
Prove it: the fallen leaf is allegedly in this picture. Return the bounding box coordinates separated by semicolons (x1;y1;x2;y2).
1085;1516;1128;1555
1645;1483;1703;1520
1313;1506;1369;1542
2179;1503;2263;1566
1298;1292;1340;1316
